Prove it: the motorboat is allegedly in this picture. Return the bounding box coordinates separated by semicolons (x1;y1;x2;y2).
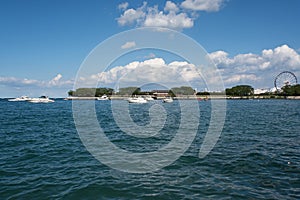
64;97;98;100
128;96;147;103
145;96;155;101
28;96;55;103
162;97;173;103
97;95;110;100
8;96;31;102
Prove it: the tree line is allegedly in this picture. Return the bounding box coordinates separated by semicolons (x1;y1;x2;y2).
225;84;300;96
68;86;196;97
68;88;114;97
281;84;300;96
225;85;254;96
68;84;300;97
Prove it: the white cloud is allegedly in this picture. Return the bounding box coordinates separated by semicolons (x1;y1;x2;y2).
80;45;300;90
3;44;299;97
143;9;193;29
117;2;147;26
209;44;300;87
117;1;225;30
49;73;62;86
121;41;136;49
224;74;259;84
0;77;39;86
0;74;73;88
118;2;129;11
164;1;179;13
262;45;300;70
47;74;73;87
181;0;224;12
87;58;201;87
210;45;300;72
208;50;232;66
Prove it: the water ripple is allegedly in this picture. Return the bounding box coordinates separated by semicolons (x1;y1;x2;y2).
0;99;299;199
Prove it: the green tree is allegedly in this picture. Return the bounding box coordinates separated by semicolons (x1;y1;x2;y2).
95;88;114;96
74;88;96;97
226;85;254;96
170;86;195;96
68;87;114;97
68;90;74;96
118;87;141;95
168;90;176;97
282;84;300;96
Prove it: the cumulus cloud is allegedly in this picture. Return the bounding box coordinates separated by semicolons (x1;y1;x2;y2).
117;2;147;26
121;41;136;49
209;45;300;72
143;9;193;29
78;45;300;90
85;58;202;88
3;45;298;95
262;45;300;70
209;44;300;87
209;50;232;66
164;1;179;13
117;0;225;30
181;0;224;12
118;2;129;11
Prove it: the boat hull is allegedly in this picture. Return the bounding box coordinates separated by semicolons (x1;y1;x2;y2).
28;97;54;103
128;97;147;103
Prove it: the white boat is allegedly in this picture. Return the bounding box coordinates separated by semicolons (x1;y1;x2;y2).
145;96;155;101
128;96;147;103
64;97;98;100
162;97;173;103
28;96;55;103
97;95;110;100
8;96;31;102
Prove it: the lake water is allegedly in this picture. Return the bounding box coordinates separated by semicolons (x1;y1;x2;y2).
0;99;299;199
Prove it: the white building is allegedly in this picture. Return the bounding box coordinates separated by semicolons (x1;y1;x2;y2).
254;88;270;94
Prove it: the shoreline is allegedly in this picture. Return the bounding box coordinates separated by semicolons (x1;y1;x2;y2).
3;95;300;100
62;95;300;100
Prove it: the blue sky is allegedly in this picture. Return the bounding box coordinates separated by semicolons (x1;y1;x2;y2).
1;0;300;97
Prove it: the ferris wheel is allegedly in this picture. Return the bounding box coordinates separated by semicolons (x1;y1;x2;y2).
274;71;298;91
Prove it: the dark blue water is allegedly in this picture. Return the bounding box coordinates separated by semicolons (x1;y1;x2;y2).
0;99;299;199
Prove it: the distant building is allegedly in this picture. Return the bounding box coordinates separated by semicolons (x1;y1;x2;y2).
152;90;169;97
270;87;278;93
254;88;270;94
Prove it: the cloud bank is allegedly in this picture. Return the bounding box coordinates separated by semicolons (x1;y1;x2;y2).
209;44;300;87
0;74;72;88
0;61;197;94
117;0;225;30
79;44;300;89
1;45;299;95
87;58;201;88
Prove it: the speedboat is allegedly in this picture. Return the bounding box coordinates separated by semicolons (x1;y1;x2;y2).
128;96;147;103
28;96;55;103
97;95;110;100
162;97;173;103
8;96;31;102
